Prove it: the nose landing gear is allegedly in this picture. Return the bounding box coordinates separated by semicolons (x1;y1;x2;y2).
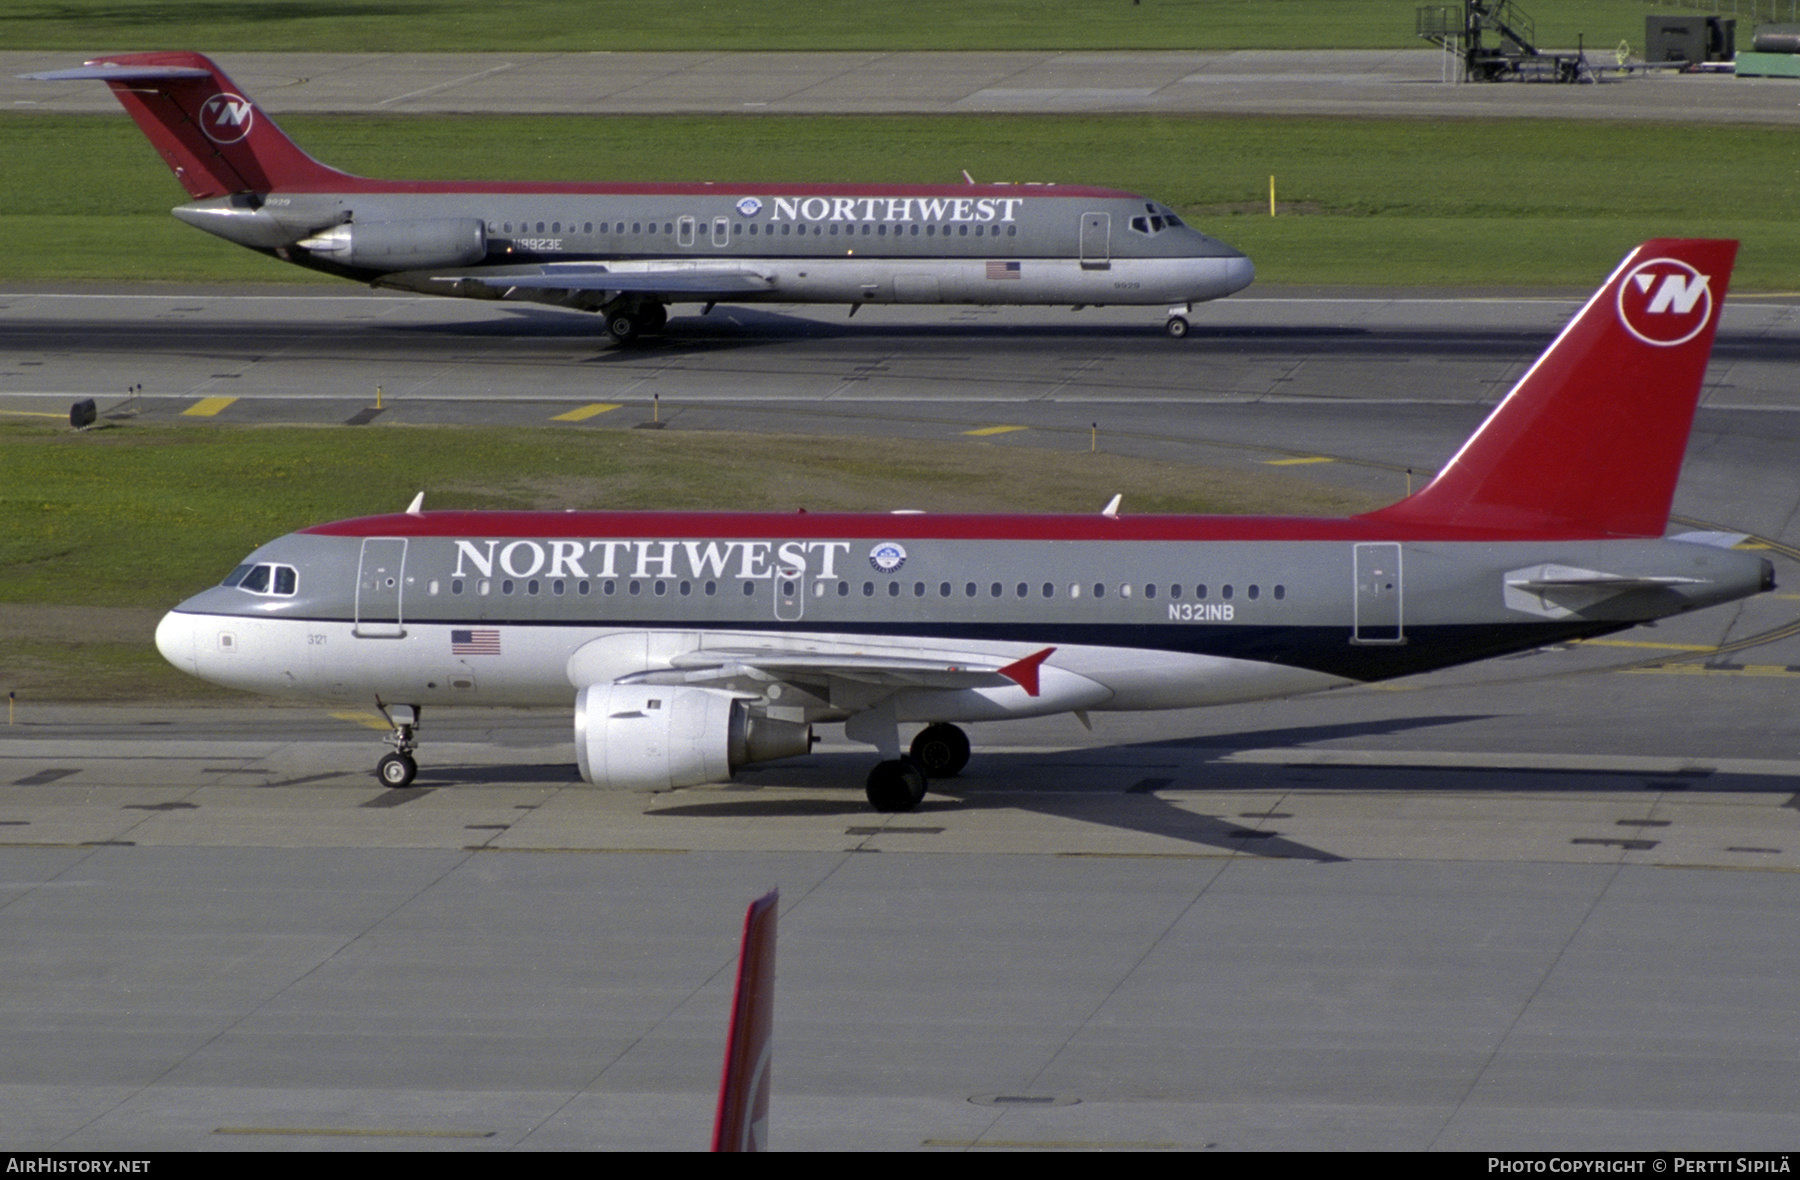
374;702;420;788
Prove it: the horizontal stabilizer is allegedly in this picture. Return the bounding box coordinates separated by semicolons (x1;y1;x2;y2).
1669;530;1751;550
24;64;211;82
1504;562;1708;619
1506;565;1705;591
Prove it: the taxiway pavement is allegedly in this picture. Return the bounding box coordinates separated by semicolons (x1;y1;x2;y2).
10;48;1798;123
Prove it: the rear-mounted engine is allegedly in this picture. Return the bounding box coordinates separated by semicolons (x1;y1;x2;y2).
297;218;487;269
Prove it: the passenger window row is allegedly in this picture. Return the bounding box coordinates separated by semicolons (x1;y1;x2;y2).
493;221;1018;239
425;577;1285;601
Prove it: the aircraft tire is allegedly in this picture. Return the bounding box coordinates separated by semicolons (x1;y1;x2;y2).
909;723;971;778
377;752;417;788
865;757;928;812
640;303;668;334
605;312;639;343
1165;315;1190;339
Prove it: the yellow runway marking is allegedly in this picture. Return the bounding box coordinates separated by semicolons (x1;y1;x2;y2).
1623;664;1800;677
964;425;1028;436
552;403;621;422
330;711;391;731
0;409;70;419
1580;638;1714;652
1263;456;1332;466
183;396;237;417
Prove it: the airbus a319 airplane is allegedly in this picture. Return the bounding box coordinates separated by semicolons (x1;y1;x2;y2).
155;240;1770;812
28;52;1254;341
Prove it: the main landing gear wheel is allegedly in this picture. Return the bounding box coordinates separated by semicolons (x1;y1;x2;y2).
909;723;971;778
865;757;928;812
605;311;640;343
377;752;417;788
606;303;668;343
1165;315;1190;339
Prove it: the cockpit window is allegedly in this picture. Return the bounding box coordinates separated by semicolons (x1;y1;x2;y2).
227;562;297;597
1129;204;1184;236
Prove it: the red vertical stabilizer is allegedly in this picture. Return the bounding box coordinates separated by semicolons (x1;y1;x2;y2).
1363;239;1737;538
48;52;352;199
712;890;777;1152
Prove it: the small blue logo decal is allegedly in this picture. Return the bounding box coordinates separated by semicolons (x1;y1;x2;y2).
869;542;907;574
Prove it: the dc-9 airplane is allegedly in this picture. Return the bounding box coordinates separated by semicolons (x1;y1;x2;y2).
154;240;1768;812
27;51;1254;341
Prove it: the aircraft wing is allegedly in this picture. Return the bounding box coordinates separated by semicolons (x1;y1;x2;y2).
649;645;1056;697
438;266;777;299
567;635;1060;701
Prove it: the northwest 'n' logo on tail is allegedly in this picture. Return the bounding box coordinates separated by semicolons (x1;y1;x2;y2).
1364;239;1737;538
1617;256;1712;346
27;52;351;198
198;92;257;145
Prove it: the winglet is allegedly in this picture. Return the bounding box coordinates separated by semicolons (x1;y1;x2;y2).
1363;239;1737;537
712;890;777;1153
998;647;1056;697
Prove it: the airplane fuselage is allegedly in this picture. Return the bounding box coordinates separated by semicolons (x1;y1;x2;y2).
157;511;1771;717
180;183;1253;314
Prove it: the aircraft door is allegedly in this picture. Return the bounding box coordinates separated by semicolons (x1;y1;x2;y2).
355;538;407;638
1080;212;1111;269
773;568;804;622
1352;542;1404;644
678;216;696;248
712;217;730;248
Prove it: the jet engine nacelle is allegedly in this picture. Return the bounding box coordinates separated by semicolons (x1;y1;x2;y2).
296;219;488;270
574;684;812;793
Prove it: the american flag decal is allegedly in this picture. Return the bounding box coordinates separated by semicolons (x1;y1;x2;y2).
985;260;1021;280
451;629;501;655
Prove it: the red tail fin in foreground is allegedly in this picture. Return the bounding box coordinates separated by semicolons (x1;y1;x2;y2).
28;52;351;199
1365;239;1737;537
712;890;777;1152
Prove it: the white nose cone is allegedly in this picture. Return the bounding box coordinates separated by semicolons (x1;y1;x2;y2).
155;611;197;677
1220;252;1255;296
